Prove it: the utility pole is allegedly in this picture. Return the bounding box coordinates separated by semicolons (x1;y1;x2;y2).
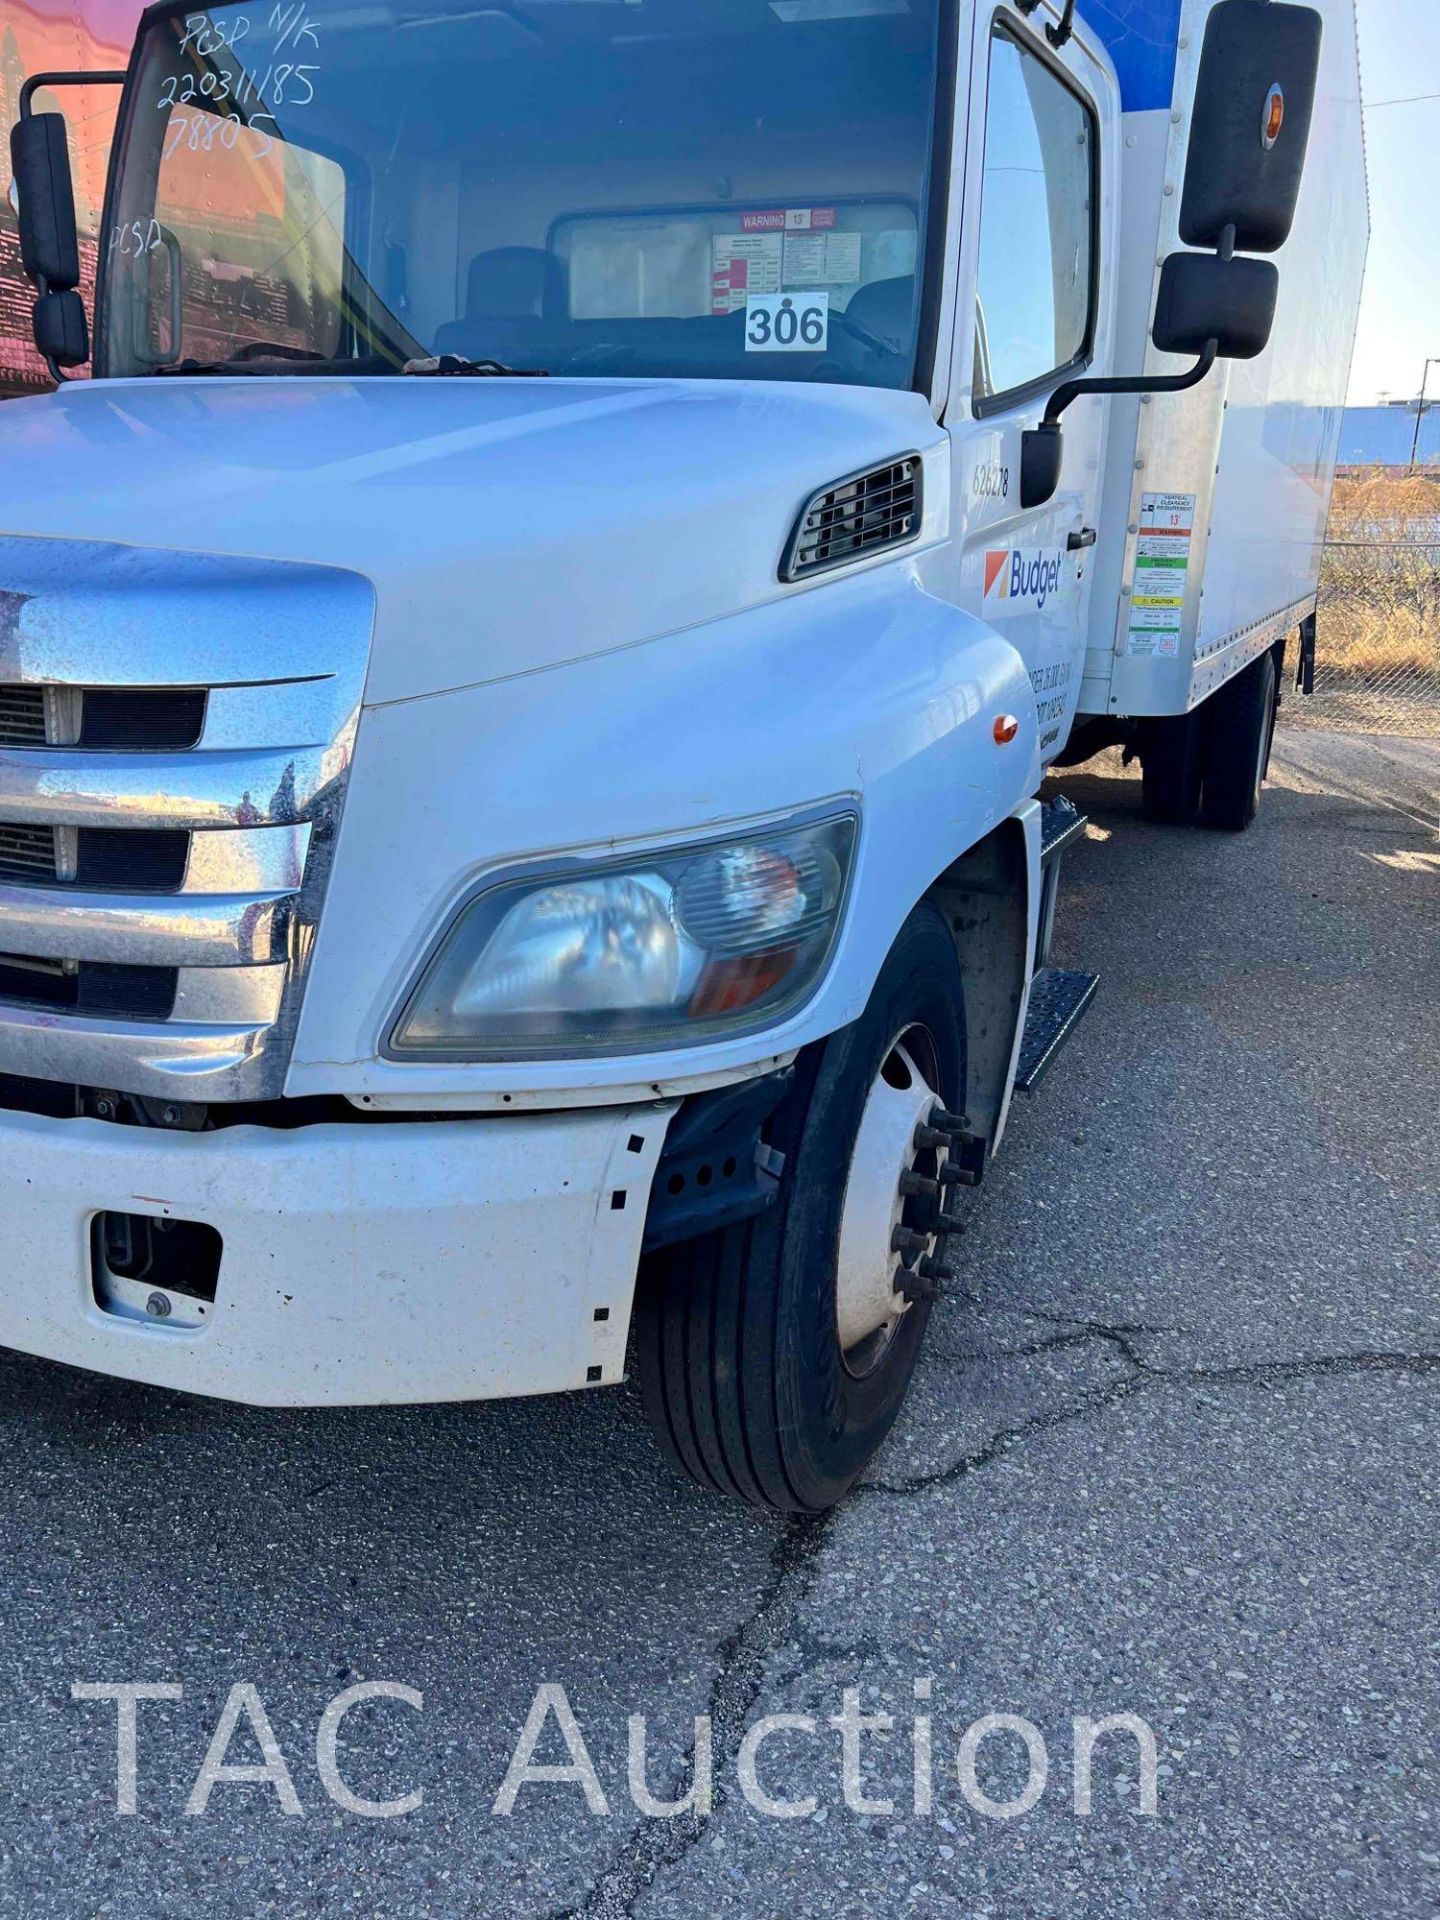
1410;357;1440;470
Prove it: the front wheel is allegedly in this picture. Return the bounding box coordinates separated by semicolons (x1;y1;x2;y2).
634;903;967;1513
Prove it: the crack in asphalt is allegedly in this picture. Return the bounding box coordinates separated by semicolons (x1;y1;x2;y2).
559;1513;832;1920
928;1328;1110;1364
863;1321;1440;1498
558;1315;1438;1916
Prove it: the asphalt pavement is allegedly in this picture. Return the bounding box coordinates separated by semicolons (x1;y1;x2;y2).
0;725;1434;1919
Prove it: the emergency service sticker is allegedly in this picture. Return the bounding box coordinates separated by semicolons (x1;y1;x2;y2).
1126;492;1196;656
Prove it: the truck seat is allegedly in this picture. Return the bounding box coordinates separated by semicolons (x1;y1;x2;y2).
843;275;917;355
433;247;567;358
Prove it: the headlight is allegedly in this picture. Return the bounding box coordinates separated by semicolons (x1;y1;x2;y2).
389;812;857;1058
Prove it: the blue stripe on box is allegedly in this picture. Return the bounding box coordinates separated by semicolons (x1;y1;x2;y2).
1084;0;1186;112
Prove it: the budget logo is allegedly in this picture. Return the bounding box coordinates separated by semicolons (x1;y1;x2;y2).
983;549;1067;613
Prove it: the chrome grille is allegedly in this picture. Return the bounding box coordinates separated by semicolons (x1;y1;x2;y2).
0;952;176;1020
0;687;46;747
0;535;373;1103
0;823;55;882
0;825;193;891
0;685;207;751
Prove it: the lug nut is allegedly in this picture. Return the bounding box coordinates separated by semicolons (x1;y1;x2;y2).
929;1106;972;1133
938;1160;982;1188
912;1124;953;1152
899;1270;943;1304
935;1210;967;1234
900;1169;940;1199
891;1226;930;1257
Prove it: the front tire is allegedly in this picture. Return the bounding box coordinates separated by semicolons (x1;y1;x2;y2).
634;903;967;1513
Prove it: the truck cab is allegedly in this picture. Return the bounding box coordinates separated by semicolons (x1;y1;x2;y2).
0;0;1362;1508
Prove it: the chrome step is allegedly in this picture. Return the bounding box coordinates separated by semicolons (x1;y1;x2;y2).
1015;966;1099;1093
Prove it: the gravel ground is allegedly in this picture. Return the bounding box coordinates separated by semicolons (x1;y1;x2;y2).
0;726;1434;1919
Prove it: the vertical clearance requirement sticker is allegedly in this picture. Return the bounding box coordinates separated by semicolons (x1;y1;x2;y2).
1126;492;1196;657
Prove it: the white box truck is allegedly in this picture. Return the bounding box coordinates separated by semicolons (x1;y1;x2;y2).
0;0;1366;1509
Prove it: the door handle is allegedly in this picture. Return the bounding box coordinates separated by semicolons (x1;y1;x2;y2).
1067;527;1097;551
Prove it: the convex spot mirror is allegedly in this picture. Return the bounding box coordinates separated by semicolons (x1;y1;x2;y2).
34;288;89;369
1181;0;1323;255
1020;425;1063;513
1153;251;1279;361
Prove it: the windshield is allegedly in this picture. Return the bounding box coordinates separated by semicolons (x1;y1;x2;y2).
100;0;947;387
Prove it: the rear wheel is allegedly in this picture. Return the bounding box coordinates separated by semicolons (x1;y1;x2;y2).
1198;647;1279;832
1139;710;1206;824
634;903;967;1513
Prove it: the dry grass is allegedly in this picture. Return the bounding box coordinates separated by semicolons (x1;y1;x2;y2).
1319;469;1440;677
1329;466;1440;533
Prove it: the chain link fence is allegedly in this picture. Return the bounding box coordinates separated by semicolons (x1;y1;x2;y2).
1293;471;1440;738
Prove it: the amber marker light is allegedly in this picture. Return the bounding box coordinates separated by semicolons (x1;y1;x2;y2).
993;713;1019;745
1263;84;1285;150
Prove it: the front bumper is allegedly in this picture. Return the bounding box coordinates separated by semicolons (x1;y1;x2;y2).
0;1101;673;1406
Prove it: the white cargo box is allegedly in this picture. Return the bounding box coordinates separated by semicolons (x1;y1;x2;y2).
1079;0;1369;722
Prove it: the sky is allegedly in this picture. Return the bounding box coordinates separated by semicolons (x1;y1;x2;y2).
1349;0;1440;404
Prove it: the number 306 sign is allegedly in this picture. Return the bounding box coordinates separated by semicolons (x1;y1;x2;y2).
745;292;829;353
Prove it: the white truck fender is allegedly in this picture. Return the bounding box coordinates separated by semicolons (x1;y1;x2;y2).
290;560;1044;1104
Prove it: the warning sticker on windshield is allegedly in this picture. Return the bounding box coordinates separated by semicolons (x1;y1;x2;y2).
783;230;862;287
745;292;829;352
740;207;838;232
1126;492;1196;657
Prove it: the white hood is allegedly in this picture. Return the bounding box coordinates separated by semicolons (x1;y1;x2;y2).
0;376;945;704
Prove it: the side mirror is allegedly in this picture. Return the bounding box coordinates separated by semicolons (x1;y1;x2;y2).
1153;251;1279;362
34;289;89;369
1181;0;1323;255
9;111;81;293
1013;0;1322;518
1020;423;1063;512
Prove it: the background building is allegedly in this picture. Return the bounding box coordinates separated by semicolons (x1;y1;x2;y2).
1338;402;1440;469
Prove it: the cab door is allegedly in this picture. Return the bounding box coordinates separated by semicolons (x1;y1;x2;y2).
946;3;1112;760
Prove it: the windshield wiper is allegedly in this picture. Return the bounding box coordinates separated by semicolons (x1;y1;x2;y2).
145;348;549;379
148;359;259;376
402;354;548;378
149;343;330;377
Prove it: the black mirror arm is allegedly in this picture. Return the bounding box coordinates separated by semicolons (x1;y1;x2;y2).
1047;0;1078;47
18;70;128;121
1041;338;1219;431
1014;0;1077;48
